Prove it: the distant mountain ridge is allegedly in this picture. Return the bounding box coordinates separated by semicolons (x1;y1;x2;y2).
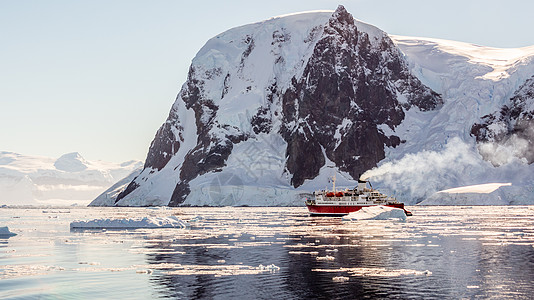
0;151;141;206
99;6;534;206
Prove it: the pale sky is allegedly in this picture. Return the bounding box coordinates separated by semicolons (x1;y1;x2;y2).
2;0;533;163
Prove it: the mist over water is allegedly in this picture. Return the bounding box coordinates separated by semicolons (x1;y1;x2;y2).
2;206;534;299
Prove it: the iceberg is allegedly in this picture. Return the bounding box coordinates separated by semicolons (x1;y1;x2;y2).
70;216;189;229
342;206;407;221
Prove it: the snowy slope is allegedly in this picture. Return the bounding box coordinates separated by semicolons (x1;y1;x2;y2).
362;36;534;204
0;151;142;206
102;6;534;206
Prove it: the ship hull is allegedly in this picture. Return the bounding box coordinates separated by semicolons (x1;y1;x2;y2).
306;203;410;216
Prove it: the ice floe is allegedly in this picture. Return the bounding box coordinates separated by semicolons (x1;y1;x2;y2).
332;276;350;282
0;264;64;279
316;255;335;261
161;264;281;276
313;267;431;277
342;206;407;221
288;251;319;255
70;216;189;229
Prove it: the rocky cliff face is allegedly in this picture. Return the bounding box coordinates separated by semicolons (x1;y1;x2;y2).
113;6;441;206
279;7;440;187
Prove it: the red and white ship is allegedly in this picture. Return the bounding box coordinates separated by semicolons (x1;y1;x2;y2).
305;176;411;216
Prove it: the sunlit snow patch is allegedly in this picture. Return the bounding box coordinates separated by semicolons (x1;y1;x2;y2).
0;226;16;237
70;216;189;229
342;206;406;221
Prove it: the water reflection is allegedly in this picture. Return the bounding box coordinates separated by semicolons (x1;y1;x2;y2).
2;207;534;299
138;207;534;299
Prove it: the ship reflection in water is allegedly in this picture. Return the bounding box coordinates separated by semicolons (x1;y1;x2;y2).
1;206;534;299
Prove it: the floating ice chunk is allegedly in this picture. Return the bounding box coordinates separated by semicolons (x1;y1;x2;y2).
288;251;319;255
257;264;280;272
162;264;280;276
316;255;335;261
342;206;407;221
188;215;205;222
78;262;100;265
332;276;349;282
313;267;432;277
1;264;64;279
70;216;189;229
0;226;16;237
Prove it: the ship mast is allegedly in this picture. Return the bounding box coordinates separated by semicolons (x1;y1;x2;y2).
331;175;336;193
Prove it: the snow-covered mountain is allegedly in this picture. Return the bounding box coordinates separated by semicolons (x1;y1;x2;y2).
103;5;534;206
0;151;142;206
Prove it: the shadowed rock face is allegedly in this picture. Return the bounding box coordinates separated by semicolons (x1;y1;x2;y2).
117;5;442;206
471;75;534;165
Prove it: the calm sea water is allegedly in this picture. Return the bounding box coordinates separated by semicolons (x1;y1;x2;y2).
1;206;534;299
